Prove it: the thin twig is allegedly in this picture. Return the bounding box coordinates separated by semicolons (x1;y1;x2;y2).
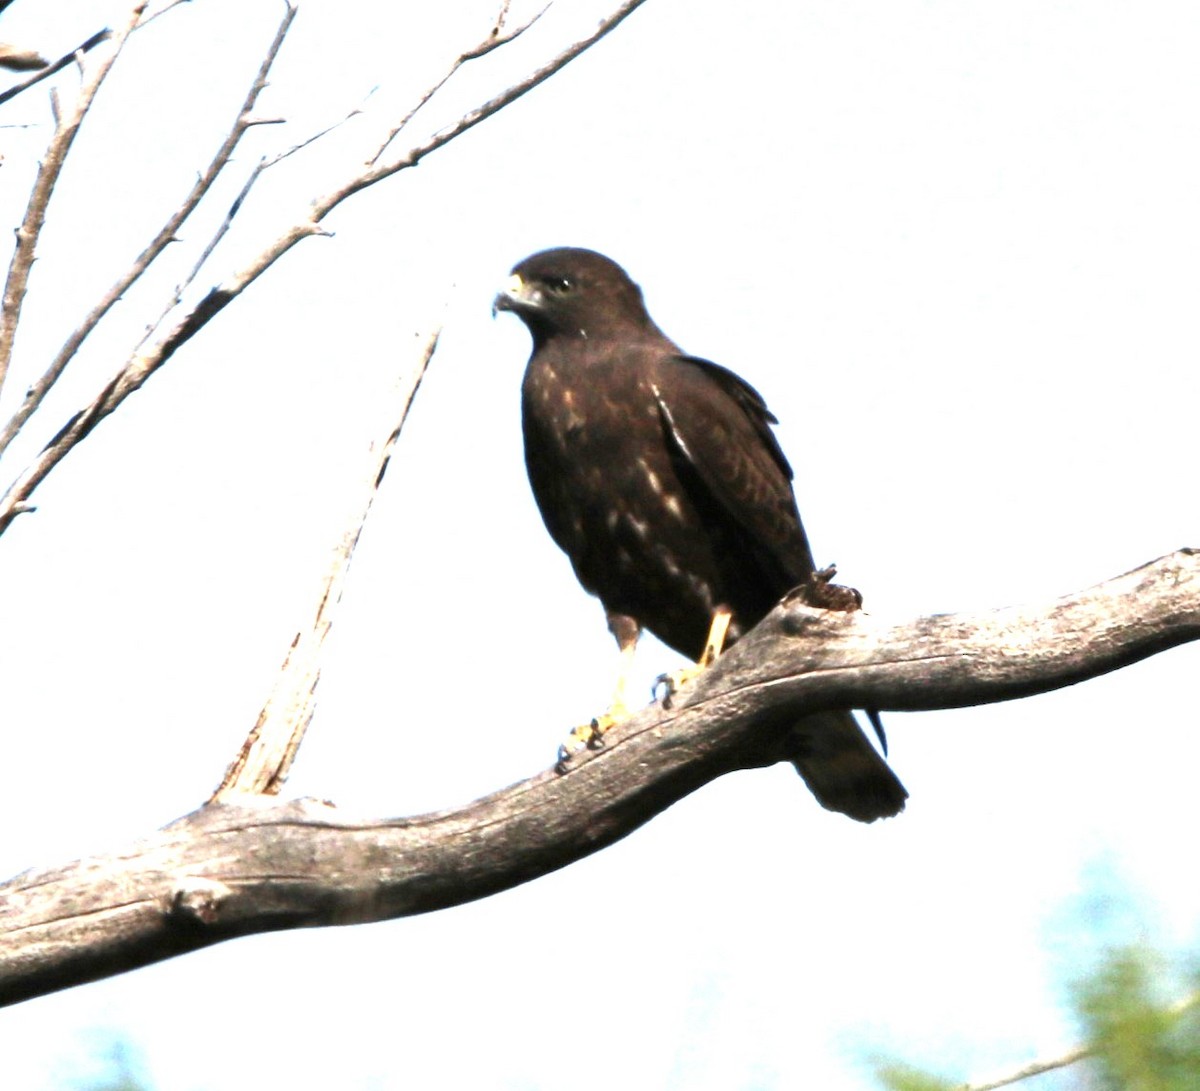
291;0;653;239
0;0;652;537
355;0;650;200
137;0;197;31
0;4;297;460
138;86;376;349
368;0;551;165
0;30;111;108
954;990;1200;1091
0;9;141;400
133;161;266;354
953;1046;1092;1091
261;85;376;170
212;322;440;800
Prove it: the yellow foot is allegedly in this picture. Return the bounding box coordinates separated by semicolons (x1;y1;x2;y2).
654;666;697;709
555;700;631;772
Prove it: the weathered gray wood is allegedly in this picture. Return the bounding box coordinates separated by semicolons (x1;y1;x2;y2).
1;549;1196;1008
212;326;439;801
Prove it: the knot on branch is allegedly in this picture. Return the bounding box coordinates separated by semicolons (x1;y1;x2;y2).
783;565;864;614
169;877;232;926
776;566;866;642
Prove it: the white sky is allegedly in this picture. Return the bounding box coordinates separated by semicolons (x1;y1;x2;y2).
0;1;1198;1088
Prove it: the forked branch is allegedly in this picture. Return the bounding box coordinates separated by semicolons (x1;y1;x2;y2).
0;4;297;459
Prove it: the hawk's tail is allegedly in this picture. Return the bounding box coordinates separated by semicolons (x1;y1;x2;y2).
785;709;908;822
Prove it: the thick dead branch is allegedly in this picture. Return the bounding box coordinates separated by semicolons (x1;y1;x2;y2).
212;324;439;800
0;549;1195;1008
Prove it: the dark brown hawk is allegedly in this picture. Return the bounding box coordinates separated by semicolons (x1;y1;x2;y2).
495;247;906;822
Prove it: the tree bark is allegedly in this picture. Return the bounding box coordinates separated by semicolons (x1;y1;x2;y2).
1;549;1196;1008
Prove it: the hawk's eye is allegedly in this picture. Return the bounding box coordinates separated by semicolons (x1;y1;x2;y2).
545;276;574;295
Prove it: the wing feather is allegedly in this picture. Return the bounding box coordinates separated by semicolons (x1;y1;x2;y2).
650;355;816;585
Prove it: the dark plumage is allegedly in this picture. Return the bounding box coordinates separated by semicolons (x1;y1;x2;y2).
495;247;906;822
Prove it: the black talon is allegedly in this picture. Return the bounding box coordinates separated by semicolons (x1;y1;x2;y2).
654;672;676;708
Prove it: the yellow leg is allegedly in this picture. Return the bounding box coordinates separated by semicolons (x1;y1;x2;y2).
657;606;734;705
699;607;732;667
556;613;641;768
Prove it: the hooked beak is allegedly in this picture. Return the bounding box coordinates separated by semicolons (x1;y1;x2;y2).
492;272;540;318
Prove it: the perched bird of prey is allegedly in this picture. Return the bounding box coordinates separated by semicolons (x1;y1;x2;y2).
495;247;906;822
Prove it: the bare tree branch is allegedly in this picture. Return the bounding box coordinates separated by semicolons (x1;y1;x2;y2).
0;30;111;106
1;548;1195;1008
368;0;552;165
135;85;379;348
0;0;652;537
0;4;296;460
355;0;650;195
211;322;440;800
0;7;143;398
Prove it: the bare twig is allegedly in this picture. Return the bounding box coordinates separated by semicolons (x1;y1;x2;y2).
0;9;141;399
361;0;650;190
0;0;652;537
133;161;266;352
138;86;377;347
259;86;376;170
954;1046;1092;1091
954;990;1200;1091
211;322;440;800
137;0;198;31
0;288;230;537
0;4;297;460
368;0;552;165
0;30;111;107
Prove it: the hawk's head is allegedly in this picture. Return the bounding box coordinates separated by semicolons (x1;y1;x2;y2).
494;247;656;344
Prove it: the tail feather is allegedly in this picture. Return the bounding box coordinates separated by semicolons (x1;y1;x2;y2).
785;709;907;822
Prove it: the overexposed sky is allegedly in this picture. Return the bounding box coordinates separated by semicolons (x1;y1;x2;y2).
1;1;1198;1088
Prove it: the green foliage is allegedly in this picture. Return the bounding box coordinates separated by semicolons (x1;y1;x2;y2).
1074;945;1200;1091
869;942;1198;1091
872;1059;957;1091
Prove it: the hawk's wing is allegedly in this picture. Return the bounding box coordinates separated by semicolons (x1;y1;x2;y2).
650;355;817;587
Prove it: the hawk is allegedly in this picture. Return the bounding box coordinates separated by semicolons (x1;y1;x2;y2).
495;247;906;822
